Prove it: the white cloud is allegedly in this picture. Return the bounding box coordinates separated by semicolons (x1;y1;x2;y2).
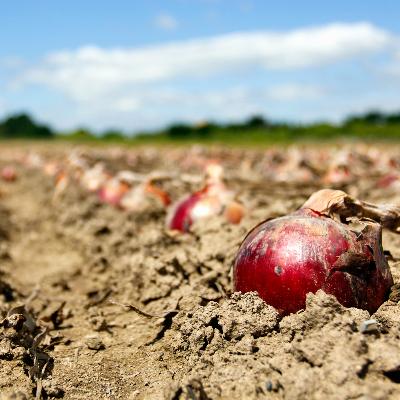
17;22;392;104
9;22;400;131
96;84;322;115
20;81;399;132
154;13;178;30
266;84;323;101
51;84;324;130
383;49;400;77
113;97;141;112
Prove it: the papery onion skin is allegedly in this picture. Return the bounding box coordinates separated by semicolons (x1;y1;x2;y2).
145;183;171;207
233;208;393;315
119;182;171;212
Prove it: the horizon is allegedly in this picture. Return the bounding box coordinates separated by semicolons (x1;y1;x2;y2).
2;1;400;132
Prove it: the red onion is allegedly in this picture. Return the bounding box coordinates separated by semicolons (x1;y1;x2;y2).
233;190;395;315
167;164;244;232
377;173;399;189
167;187;213;232
98;178;130;206
323;165;351;185
1;166;17;182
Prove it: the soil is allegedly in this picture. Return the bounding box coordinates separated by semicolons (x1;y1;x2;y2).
1;144;400;400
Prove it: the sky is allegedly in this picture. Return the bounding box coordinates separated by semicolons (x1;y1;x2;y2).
1;0;400;133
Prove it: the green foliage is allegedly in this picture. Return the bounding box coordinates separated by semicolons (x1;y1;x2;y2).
165;122;216;140
101;129;126;141
0;113;54;139
244;114;270;128
62;128;95;141
1;109;400;144
166;123;193;139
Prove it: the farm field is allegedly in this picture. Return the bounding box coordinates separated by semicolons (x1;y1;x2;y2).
1;143;400;399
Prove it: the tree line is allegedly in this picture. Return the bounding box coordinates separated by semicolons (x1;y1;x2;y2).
1;111;400;142
0;114;53;139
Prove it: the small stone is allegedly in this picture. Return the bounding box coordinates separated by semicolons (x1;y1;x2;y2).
42;380;65;398
360;319;379;334
85;335;105;350
264;379;282;392
236;334;257;354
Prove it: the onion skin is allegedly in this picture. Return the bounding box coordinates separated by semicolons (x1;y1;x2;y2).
119;182;171;211
233;208;393;315
144;182;171;207
53;171;69;200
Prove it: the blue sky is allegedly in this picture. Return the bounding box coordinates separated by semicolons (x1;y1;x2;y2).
1;0;400;132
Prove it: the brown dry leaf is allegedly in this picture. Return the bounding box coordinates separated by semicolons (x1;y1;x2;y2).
302;189;400;233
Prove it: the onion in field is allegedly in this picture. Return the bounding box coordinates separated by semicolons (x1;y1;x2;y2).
98;177;130;206
43;161;60;176
167;163;244;232
23;153;43;169
233;189;395;315
377;173;399;189
323;165;351;185
120;181;171;211
1;166;17;182
80;163;109;193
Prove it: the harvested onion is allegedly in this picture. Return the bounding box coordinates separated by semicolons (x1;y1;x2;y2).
233;189;395;315
167;163;244;232
1;166;17;182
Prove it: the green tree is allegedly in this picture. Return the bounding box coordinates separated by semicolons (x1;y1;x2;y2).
101;129;125;141
245;115;269;128
65;128;95;140
0;113;53;138
166;123;193;139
